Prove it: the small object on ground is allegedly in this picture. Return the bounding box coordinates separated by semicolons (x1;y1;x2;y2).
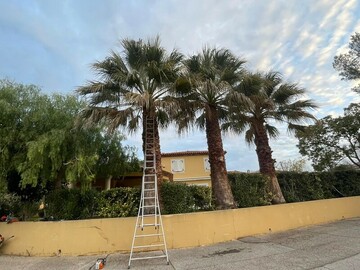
95;258;105;269
89;254;108;270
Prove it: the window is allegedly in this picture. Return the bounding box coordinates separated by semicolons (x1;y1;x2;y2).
171;159;185;173
191;183;209;187
204;158;210;171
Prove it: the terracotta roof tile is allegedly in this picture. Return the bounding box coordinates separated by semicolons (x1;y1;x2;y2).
161;151;209;157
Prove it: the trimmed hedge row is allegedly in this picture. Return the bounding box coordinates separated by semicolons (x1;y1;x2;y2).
160;182;213;214
45;187;140;220
43;183;212;220
278;171;360;202
3;170;359;220
229;171;360;205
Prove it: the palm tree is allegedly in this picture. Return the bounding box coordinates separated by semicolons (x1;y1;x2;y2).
77;37;183;185
225;71;317;204
174;48;246;209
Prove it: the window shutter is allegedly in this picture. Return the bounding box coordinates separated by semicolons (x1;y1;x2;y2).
171;159;184;172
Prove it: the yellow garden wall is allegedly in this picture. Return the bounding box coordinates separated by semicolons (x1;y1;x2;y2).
1;196;360;256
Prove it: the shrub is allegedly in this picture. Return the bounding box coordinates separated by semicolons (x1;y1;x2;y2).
161;182;213;214
188;185;213;211
277;171;360;202
0;192;21;217
17;201;39;221
277;172;327;202
228;172;271;207
333;170;360;197
97;187;140;218
46;189;99;220
161;182;192;214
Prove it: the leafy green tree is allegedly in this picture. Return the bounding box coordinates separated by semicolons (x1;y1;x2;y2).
77;37;183;185
0;80;138;192
15;93;100;189
0;80;46;191
94;133;140;187
175;48;245;209
225;71;317;204
333;32;360;93
297;103;360;171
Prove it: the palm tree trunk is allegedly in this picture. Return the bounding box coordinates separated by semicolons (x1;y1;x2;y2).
142;107;163;209
254;123;286;204
205;104;236;209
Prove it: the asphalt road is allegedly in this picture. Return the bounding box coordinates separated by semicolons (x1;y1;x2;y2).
0;218;359;269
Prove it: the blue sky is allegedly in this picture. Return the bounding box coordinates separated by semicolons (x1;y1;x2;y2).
1;0;360;171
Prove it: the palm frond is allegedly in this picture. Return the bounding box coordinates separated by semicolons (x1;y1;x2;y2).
227;70;317;142
271;83;305;105
245;127;255;145
79;36;183;138
156;109;170;128
265;124;280;139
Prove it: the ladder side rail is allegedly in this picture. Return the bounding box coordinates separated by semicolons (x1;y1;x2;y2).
155;192;169;263
140;173;146;228
128;186;145;268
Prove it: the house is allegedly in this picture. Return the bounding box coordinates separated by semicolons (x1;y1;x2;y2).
161;151;211;187
92;150;211;190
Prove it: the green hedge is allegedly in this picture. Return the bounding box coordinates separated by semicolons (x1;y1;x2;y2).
8;170;360;220
277;171;360;202
228;170;360;206
228;172;271;207
46;189;100;220
0;192;21;217
97;187;140;218
160;182;213;214
332;171;360;197
44;184;212;219
45;187;140;220
277;172;330;202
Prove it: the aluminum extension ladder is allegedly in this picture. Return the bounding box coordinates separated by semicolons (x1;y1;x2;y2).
128;117;169;268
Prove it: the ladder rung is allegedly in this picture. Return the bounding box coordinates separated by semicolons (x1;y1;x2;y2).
130;254;167;261
141;205;156;208
144;197;156;199
144;174;156;176
143;188;155;191
140;223;161;226
142;214;158;217
135;233;162;238
133;244;164;249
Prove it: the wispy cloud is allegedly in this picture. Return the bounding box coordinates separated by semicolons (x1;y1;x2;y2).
0;0;359;170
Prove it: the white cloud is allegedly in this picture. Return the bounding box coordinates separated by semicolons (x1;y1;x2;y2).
1;0;360;171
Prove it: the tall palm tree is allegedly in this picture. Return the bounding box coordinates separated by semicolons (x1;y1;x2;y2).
225;71;317;204
77;37;183;185
175;48;246;209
